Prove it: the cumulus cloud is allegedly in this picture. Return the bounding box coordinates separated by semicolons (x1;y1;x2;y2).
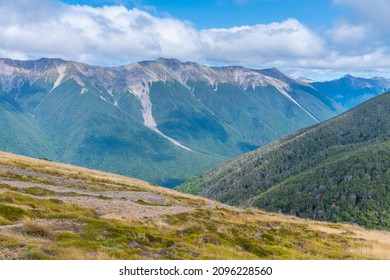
319;0;390;76
333;0;390;31
327;23;369;48
0;1;203;64
331;0;390;49
0;0;325;67
200;19;325;65
0;0;390;77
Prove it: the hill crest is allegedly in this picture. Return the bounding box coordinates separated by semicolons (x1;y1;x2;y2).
0;150;389;260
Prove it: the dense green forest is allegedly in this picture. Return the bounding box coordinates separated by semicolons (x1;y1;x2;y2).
178;92;390;230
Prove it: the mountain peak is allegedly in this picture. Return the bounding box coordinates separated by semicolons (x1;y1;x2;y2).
141;57;183;66
257;67;298;84
297;77;315;83
36;57;66;64
156;57;182;64
0;56;344;188
342;74;355;79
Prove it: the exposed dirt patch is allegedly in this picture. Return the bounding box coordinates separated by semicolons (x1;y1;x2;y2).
0;164;219;220
0;245;24;260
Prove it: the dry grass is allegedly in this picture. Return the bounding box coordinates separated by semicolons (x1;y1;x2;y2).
7;152;222;201
346;227;390;259
207;208;390;260
0;151;152;188
0;216;11;226
21;217;53;239
57;247;116;260
308;224;345;235
1;150;390;260
350;244;390;259
0;228;50;245
0;151;215;205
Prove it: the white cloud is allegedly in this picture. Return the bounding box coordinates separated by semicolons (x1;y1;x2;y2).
0;0;390;78
0;1;203;64
328;23;369;47
200;19;325;65
321;0;390;76
0;49;28;60
299;49;390;70
331;0;390;48
0;1;325;68
333;0;390;31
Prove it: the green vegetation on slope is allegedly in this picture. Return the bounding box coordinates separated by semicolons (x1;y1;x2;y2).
253;141;390;229
31;80;222;187
0;58;343;187
150;81;243;156
1;151;389;260
177;92;390;230
0;95;54;158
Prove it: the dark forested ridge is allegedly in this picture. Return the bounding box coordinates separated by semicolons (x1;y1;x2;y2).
177;92;390;230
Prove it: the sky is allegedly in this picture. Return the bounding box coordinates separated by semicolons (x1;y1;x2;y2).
0;0;390;80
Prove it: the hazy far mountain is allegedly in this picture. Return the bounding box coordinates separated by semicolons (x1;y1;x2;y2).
311;74;390;109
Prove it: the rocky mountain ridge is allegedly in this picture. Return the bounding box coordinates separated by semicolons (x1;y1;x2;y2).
311;74;390;109
0;57;342;186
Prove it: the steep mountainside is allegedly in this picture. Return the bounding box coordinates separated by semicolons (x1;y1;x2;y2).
177;93;390;230
0;57;343;186
1;151;389;260
0;95;53;158
311;75;390;109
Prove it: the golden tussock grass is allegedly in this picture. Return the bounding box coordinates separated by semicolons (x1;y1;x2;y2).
57;247;116;260
0;151;216;207
347;227;390;259
21;217;53;239
0;228;50;245
1;151;390;260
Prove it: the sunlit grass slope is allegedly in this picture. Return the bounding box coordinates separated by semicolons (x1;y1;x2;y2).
0;151;389;260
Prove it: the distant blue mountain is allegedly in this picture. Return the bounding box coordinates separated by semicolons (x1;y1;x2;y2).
311;74;390;109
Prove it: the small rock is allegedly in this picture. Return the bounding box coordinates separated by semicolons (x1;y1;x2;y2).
129;241;140;248
190;252;200;258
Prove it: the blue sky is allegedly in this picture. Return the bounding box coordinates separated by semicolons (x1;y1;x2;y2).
0;0;389;79
61;0;348;30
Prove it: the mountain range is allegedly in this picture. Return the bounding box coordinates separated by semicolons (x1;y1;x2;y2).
0;57;343;186
310;74;390;109
1;56;390;259
177;92;390;230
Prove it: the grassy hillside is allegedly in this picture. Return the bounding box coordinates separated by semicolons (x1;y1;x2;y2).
0;151;389;260
177;92;390;230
